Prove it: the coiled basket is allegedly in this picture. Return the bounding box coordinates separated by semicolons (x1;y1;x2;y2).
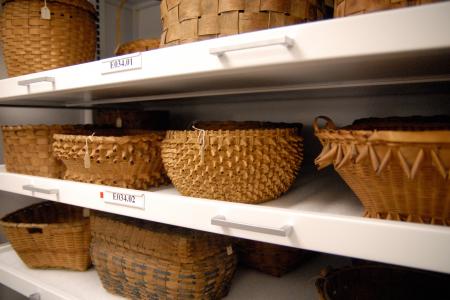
161;121;303;204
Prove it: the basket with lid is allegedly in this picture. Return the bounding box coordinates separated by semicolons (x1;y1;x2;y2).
314;115;450;225
161;121;303;204
0;201;91;271
52;129;169;189
90;211;237;299
0;0;97;77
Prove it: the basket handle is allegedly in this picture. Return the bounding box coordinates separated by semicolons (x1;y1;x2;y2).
26;227;43;234
313;116;337;132
114;0;127;55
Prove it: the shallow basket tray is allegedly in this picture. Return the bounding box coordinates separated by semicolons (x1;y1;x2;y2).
90;211;237;299
315;265;450;300
0;0;97;77
161;121;303;204
314;115;450;225
52;130;169;189
1;124;82;178
236;238;312;277
0;201;91;271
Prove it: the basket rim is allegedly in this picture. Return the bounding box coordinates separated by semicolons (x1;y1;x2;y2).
0;201;89;227
1;0;96;15
314;116;450;144
53;131;165;143
1;124;79;131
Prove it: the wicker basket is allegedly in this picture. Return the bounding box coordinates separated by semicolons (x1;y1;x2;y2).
1;124;81;178
316;265;450;300
160;0;325;46
314;116;450;225
90;211;237;299
236;239;312;277
114;0;159;55
52;130;169;189
0;0;97;77
93;110;170;130
161;121;303;204
334;0;442;17
0;201;91;271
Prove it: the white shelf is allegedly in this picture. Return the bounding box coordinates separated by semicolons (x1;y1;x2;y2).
0;243;350;300
0;3;449;107
1;165;450;274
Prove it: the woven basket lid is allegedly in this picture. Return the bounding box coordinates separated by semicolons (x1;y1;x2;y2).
1;0;96;15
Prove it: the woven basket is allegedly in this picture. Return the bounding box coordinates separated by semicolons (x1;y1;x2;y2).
236;239;312;277
93;110;170;130
161;121;303;204
334;0;442;17
52;130;169;189
0;0;97;77
90;211;237;299
314;115;450;225
1;124;81;178
114;0;159;55
316;265;450;300
160;0;325;47
0;201;91;271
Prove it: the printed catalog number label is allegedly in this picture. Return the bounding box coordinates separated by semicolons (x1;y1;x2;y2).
101;191;145;210
101;53;142;75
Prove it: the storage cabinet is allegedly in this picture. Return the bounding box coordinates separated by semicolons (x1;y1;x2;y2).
0;1;449;299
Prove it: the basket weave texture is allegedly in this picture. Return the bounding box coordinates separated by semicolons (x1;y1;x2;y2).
52;130;169;189
160;0;324;46
1;124;80;178
93;110;170;130
115;38;160;55
334;0;442;17
90;211;237;299
0;201;91;271
161;121;303;204
315;265;450;300
0;0;97;77
236;239;311;277
314;116;450;225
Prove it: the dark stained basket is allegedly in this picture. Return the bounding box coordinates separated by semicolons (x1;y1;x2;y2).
316;265;450;300
90;211;237;299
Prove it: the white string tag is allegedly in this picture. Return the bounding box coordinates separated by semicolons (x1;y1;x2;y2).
193;124;206;164
115;116;123;128
41;0;51;20
226;245;233;255
84;133;95;169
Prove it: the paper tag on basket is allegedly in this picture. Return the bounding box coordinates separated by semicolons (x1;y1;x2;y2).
41;1;51;20
226;245;233;255
84;149;91;169
115;116;123;128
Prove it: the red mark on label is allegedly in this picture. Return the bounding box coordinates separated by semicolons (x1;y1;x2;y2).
100;192;104;199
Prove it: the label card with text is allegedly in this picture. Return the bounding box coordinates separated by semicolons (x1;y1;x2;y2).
102;53;142;75
101;191;145;209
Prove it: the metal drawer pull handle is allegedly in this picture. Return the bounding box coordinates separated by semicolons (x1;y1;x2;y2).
211;215;292;237
18;76;55;93
209;36;295;57
29;293;41;300
23;185;59;195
